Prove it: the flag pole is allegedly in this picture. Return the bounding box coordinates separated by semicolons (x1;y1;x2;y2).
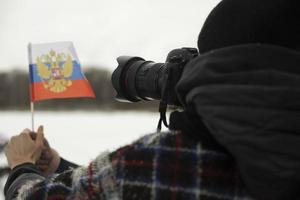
28;43;35;131
31;102;35;131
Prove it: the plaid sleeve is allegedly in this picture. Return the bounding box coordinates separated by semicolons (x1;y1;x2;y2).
109;131;254;200
18;130;254;200
19;151;120;200
17;170;74;199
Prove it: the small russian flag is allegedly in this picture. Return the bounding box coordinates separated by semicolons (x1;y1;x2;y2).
28;41;95;102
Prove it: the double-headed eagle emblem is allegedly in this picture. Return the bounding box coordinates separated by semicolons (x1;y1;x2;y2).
36;50;73;93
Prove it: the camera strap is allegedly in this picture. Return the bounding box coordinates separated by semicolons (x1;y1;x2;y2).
157;101;168;132
157;66;173;132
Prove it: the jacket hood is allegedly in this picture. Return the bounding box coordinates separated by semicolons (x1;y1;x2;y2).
176;44;300;199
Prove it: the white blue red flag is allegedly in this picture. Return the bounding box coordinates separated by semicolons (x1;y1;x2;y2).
28;41;95;102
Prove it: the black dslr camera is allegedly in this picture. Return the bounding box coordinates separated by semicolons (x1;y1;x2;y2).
111;47;198;130
111;47;198;107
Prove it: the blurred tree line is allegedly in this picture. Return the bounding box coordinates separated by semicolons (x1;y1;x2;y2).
0;68;158;111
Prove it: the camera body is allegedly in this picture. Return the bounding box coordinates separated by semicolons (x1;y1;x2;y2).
112;47;198;107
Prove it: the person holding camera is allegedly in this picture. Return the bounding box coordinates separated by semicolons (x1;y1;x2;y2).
4;0;300;199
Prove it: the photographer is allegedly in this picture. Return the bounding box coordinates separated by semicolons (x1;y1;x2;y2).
4;0;300;199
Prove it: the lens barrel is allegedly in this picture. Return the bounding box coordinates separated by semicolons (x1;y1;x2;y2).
111;56;165;102
111;48;199;105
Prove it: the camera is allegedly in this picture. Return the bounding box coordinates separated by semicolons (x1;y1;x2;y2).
111;47;198;107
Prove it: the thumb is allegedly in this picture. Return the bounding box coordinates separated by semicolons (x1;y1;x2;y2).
36;125;44;146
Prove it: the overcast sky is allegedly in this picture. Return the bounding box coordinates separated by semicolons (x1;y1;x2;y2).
0;0;220;72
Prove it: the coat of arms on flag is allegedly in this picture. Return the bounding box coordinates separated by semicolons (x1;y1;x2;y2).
28;41;95;102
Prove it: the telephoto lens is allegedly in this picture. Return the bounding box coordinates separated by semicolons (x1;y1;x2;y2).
111;56;166;103
111;48;198;106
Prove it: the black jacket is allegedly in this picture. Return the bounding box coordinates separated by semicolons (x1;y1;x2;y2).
174;44;300;199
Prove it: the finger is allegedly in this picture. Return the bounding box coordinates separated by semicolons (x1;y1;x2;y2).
36;159;50;165
37;158;50;163
37;164;48;169
36;126;50;148
43;138;50;148
4;142;10;154
22;129;31;134
41;152;52;159
35;162;50;167
36;126;44;147
9;136;18;145
20;131;36;143
38;165;50;170
37;125;43;134
20;130;31;140
37;166;48;171
9;135;17;142
39;151;52;158
36;162;50;168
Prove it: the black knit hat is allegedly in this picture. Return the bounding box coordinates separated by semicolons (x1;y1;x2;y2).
198;0;300;53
